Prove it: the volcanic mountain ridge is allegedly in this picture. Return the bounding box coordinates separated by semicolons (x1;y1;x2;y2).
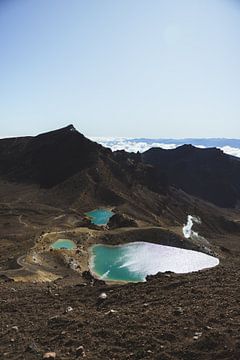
0;125;239;236
1;126;240;359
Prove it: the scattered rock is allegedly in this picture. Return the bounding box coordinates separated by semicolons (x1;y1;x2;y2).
174;307;184;315
99;292;107;300
26;343;39;353
48;316;71;327
82;271;95;282
96;292;108;306
164;271;174;277
75;283;87;288
65;306;73;313
43;352;56;359
193;332;203;340
104;309;118;315
76;346;86;357
204;325;213;330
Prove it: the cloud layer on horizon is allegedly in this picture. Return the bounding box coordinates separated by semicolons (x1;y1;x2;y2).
91;137;240;158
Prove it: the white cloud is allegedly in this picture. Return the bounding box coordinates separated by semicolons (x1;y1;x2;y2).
91;137;240;158
219;146;240;158
91;137;178;153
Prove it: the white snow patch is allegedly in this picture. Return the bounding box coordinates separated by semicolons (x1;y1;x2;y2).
118;242;219;277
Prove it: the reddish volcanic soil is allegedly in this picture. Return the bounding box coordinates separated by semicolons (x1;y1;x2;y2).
0;255;240;360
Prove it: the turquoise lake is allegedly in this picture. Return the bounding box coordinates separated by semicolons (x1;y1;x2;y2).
51;239;76;250
86;209;114;226
90;242;219;283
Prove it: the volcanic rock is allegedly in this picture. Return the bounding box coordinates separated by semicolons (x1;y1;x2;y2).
43;352;56;359
142;145;240;207
108;213;138;229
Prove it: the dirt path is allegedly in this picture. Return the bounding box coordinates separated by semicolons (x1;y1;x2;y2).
18;215;28;227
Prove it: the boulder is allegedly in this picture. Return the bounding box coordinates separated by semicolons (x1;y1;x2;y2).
108;213;138;229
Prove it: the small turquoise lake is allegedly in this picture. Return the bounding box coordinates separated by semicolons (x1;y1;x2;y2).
86;209;114;226
51;239;76;250
90;242;219;283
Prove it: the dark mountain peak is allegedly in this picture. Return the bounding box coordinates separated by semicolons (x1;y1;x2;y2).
52;123;78;135
143;144;240;208
66;124;76;132
144;144;225;163
172;145;225;160
0;125;104;188
34;124;82;140
47;124;77;133
176;144;195;150
176;144;223;154
144;144;197;157
1;127;240;209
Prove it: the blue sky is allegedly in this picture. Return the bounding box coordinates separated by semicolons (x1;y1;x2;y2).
0;0;240;138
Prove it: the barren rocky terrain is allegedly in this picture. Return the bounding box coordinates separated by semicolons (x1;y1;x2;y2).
0;126;239;359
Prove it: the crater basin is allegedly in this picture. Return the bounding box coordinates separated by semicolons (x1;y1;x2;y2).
85;209;114;226
90;242;219;282
50;239;76;250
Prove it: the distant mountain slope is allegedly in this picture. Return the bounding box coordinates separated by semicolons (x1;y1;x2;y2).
142;145;240;208
0;125;106;187
0;125;168;215
0;125;240;236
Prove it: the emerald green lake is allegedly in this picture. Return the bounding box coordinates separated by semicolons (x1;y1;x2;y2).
86;209;114;226
90;242;219;282
51;239;76;250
